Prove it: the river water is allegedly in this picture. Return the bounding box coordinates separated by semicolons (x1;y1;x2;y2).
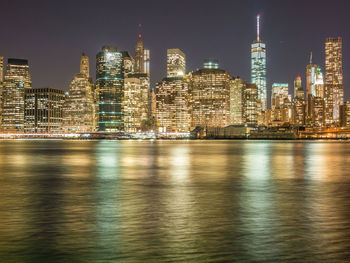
0;140;350;262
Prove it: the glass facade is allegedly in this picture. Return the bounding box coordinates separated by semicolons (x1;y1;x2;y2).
251;41;266;110
95;46;124;132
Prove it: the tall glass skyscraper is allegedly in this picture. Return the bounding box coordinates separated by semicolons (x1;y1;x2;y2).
251;14;267;110
95;46;124;132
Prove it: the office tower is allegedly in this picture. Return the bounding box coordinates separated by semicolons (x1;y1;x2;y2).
292;76;306;126
134;34;145;73
243;84;259;125
340;101;350;127
271;83;289;109
80;53;89;77
24;87;65;133
251;14;267;110
124;73;151;132
144;49;150;75
230;78;246;125
309;97;325;127
1;59;31;132
270;83;292;124
325;37;343;125
191;62;231;127
306;54;324;117
294;76;304;99
315;67;324;98
63;54;95;133
155;77;190;133
121;51;134;77
167;49;186;77
95;46;124;132
0;56;3;127
0;56;3;83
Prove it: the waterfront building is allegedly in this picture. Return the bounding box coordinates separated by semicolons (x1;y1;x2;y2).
251;14;267;110
124;73;151;132
24;87;65;133
308;97;325;127
167;49;186;77
63;54;95;133
155;77;190;132
1;58;31;132
340;101;350;127
243;83;259;125
144;49;150;75
293;77;306;126
230;78;245;125
270;83;293;125
134;34;144;73
294;76;304;99
122;51;134;77
95;46;124;132
191;62;231;128
325;37;343;125
0;56;3;126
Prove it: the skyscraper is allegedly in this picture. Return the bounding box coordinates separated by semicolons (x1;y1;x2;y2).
293;76;306;126
325;37;343;124
293;76;304;99
134;34;145;73
25;87;65;133
251;14;267;110
156;77;191;132
80;53;89;77
1;59;31;132
191;61;231;128
64;54;95;133
167;49;186;77
0;56;3;126
124;73;151;132
0;56;3;83
230;78;246;125
95;46;124;132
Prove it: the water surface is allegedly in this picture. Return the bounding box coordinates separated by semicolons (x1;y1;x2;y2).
0;140;350;262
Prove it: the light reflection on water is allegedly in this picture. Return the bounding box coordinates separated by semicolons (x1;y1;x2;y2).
0;140;350;262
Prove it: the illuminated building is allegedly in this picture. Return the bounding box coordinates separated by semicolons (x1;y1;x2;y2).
124;73;151;132
243;83;259;125
156;77;190;132
251;14;267;110
230;78;245;125
0;56;3;126
306;54;324;117
167;49;186;77
144;49;150;75
191;62;231;127
1;59;31;132
63;54;95;133
340;101;350;127
133;34;150;75
203;59;219;69
24;87;65;133
292;76;305;126
95;46;124;132
0;56;3;83
308;97;325;127
80;53;89;77
270;83;293;125
121;51;134;77
325;37;343;125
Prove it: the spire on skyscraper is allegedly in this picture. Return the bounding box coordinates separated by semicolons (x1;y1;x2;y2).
257;14;260;42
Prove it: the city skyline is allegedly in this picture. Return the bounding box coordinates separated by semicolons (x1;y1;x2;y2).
1;0;350;103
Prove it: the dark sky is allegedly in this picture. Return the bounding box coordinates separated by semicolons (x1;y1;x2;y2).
1;0;349;100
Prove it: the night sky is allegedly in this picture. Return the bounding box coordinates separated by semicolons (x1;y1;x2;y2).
1;0;350;101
